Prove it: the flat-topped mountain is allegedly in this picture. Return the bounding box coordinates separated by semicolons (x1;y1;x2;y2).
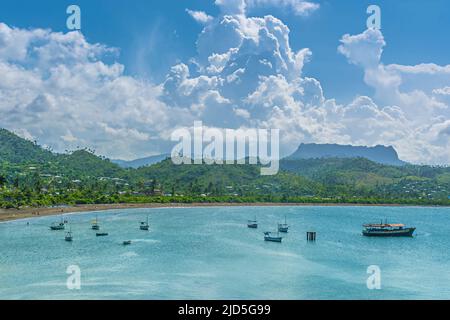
288;143;406;166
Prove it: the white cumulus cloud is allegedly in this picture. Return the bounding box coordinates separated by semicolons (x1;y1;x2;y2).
0;0;448;165
0;23;185;160
214;0;319;16
247;0;320;16
338;29;450;164
186;9;214;24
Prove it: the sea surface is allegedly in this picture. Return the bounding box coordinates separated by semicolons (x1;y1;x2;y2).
0;206;449;300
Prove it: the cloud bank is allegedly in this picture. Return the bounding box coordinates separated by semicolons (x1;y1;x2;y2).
0;23;187;159
0;1;448;164
214;0;320;16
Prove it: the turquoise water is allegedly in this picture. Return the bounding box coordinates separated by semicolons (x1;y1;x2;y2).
0;206;449;300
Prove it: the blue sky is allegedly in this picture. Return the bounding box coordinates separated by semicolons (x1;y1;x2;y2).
1;0;449;101
0;0;449;163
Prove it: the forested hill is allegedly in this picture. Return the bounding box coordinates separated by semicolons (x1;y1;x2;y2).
0;128;449;207
53;150;124;179
0;129;54;164
0;130;124;178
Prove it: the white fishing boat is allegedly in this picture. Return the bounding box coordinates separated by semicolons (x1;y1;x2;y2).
264;231;283;243
247;216;258;229
65;227;73;242
50;217;65;231
278;216;289;233
140;215;149;231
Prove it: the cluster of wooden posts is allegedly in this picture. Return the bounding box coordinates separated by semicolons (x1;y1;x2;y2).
306;231;317;242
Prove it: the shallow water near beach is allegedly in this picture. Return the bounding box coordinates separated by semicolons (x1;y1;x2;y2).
0;206;449;300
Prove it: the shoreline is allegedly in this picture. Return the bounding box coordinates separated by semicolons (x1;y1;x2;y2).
1;202;448;223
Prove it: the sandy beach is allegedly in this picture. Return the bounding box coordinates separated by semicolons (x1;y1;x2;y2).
0;202;435;223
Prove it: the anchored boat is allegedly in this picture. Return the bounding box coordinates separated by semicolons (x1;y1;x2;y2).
65;228;73;242
278;216;289;233
50;215;66;230
91;215;100;230
264;231;283;243
362;221;416;237
247;216;258;229
50;221;65;231
140;215;150;231
96;232;109;237
50;222;65;231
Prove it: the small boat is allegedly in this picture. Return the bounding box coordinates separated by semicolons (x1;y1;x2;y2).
264;231;283;243
247;216;258;229
123;240;132;246
50;222;65;231
140;215;149;231
50;215;66;230
96;232;109;237
278;216;289;233
65;229;73;242
91;215;100;230
362;220;416;237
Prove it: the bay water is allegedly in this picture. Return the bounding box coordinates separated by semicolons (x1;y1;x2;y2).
0;206;449;299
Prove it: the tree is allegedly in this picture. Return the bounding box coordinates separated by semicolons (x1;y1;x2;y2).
207;182;214;194
31;171;42;193
150;179;156;195
13;175;20;189
0;175;7;188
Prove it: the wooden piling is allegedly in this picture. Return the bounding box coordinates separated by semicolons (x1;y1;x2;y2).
307;231;316;242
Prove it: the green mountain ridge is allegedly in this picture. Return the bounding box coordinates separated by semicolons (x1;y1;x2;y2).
0;129;54;164
0;128;448;208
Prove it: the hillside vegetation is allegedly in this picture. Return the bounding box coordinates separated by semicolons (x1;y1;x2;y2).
0;129;54;164
0;129;448;208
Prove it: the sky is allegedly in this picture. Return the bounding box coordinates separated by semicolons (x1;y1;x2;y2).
0;0;449;164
